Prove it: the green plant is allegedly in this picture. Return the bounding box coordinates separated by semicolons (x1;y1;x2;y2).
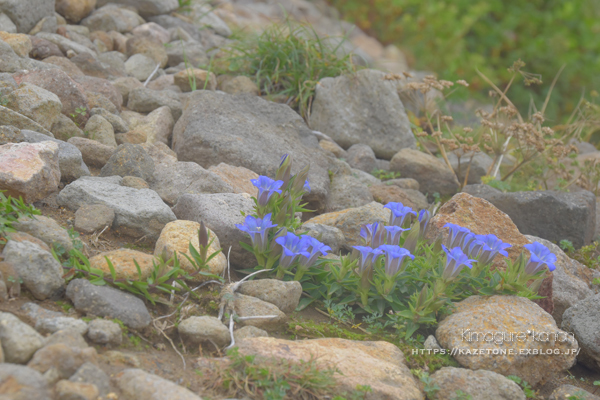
0;95;8;107
69;106;87;127
412;370;440;398
371;169;402;181
197;347;370;400
452;390;473;400
507;375;537;398
567;391;589;400
0;191;40;237
217;17;358;120
561;241;600;270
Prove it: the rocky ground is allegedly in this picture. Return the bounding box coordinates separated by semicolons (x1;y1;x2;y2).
0;0;600;399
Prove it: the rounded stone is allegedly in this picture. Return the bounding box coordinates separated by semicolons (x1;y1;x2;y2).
177;316;230;347
89;249;157;280
75;203;115;234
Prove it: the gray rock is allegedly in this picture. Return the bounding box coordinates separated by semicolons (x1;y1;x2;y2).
90;108;129;133
27;343;97;379
0;125;24;144
21;302;63;322
385;178;419;190
550;384;600;400
44;329;89;349
346;143;377;173
51;114;85;142
233;326;268;343
21;130;90;182
0;13;17;33
84;114;117;147
81;4;145;33
234;294;287;330
0;104;54;136
75;203;115;233
178;316;229;348
57;176;176;240
0;0;55;33
0;312;45;364
112;76;143;104
114;368;203;400
525;236;594;326
350;168;380;186
87;319;122;346
149;158;234;205
5;83;62;131
562;293;600;371
447;151;496;185
369;184;429;211
2;240;65;300
300;223;345;254
98;51;127;75
172;193;255;269
326;174;373;212
424;335;441;351
390;148;459;197
0;364;50;400
376;158;390;171
73;75;123;112
97;0;178;17
35;317;88;336
101;143;155;181
165;40;207;68
12;215;72;252
125;53;158;82
121;175;149;189
0;40;58;74
191;4;231;37
238;279;302;314
463;185;596;248
430;367;526;400
67;136;115;168
127;87;182;121
35;32;96;57
309;69;416;160
70;362;111;397
171;91;332;212
66;278;152;329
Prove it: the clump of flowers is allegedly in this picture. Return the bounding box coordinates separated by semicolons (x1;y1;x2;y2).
237;157;556;339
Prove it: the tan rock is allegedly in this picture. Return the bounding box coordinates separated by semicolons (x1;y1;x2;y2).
174;68;217;92
305;201;390;249
27;343;97;379
319;139;347;158
89;249;157;280
236;337;423;399
0;105;54;136
55;380;99;400
369;184;429;210
127;106;174;145
6;83;63;130
0;32;32;57
208;163;259;195
154;220;226;281
115;130;146;145
0;261;20;298
67;136;115;168
219;75;259;95
436;295;578;386
42;56;86;78
125;36;167;68
0;141;60;203
56;0;97;23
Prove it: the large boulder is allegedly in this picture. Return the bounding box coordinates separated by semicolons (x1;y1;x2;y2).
57;175;176;240
463;184;596;248
236;337;423;399
436;295;578;387
172;91;332;212
390;148;459;197
309;69;416;160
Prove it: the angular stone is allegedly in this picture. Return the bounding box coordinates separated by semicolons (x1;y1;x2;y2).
0;0;55;33
369;184;429;210
208;163;259;195
5;83;62;131
84;114;116;147
0;141;60;202
73;75;122;112
463;184;596;248
69;362;111;396
27;343;97;379
114;369;202;400
0;105;54;136
0;31;32;57
346;143;377;173
43;55;85;78
81;4;144;33
236;337;422;399
13;214;72;251
75;203;115;233
35;32;96;57
326;174;373;212
234;294;287;330
430;367;526;400
178;316;229;348
174;68;216;92
0;364;50;400
125;53;158;81
154;220;226;281
67;136;115;168
57;176;176;240
436;295;577;386
0;312;45;364
238;279;302;314
100;143;155;181
131;105;173;145
125;36;168;68
66;278;152;329
127;87;182;121
87;319;122;346
300;222;345;254
70;52;124;80
55;380;99;400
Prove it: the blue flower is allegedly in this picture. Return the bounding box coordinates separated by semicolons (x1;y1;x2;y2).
251;176;284;206
352;246;384;273
299;236;331;267
235;213;277;252
303;180;311;193
384;202;417;227
524;242;557;275
384;225;409;245
275;232;311;269
469;234;512;265
378;244;414;276
360;222;386;247
444;223;474;250
418;209;431;235
442;244;477;280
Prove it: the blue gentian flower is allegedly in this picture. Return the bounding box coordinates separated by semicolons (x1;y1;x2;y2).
384;225;409;245
235;213;277;252
524;242;557;275
251;176;284;206
444;223;474;249
418;209;431;235
378;244;414;276
469;234;512;265
275;232;310;269
299;236;331;267
442;244;477;280
360;222;386;247
303;180;311;193
384;202;417;227
353;246;384;273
